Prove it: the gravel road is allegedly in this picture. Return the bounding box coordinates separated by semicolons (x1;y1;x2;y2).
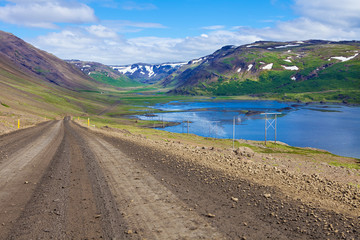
0;118;358;239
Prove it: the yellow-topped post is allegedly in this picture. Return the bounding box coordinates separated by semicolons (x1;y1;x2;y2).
18;119;20;129
88;118;90;127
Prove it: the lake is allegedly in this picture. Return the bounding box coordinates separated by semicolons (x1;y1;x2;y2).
136;100;360;159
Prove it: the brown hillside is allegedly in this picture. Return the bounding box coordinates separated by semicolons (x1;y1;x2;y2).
0;30;96;90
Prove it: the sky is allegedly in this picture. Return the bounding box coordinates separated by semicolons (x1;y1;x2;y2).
0;0;359;65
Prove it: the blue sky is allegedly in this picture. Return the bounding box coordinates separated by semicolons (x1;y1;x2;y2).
0;0;359;64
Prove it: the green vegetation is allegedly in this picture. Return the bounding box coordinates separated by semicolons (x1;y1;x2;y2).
200;58;360;103
329;161;360;170
166;42;360;103
222;57;235;67
1;102;10;108
34;67;50;74
208;70;294;95
90;72;143;88
236;141;335;155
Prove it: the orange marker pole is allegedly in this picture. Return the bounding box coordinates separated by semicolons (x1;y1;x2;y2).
88;118;90;127
18;119;20;129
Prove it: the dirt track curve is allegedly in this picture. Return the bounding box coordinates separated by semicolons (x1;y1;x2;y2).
0;118;359;239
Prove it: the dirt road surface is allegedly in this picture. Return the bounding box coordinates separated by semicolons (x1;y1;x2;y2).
0;118;359;239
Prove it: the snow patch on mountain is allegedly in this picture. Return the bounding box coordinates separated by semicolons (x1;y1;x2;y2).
111;62;188;83
246;44;260;48
145;65;155;77
161;62;188;68
282;65;299;71
115;66;138;74
275;44;300;49
190;57;207;64
261;63;273;70
328;53;358;62
247;64;253;71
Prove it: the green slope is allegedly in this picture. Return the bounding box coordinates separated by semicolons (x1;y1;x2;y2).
89;72;143;88
165;41;360;102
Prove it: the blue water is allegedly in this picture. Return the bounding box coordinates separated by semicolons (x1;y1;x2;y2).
136;100;360;158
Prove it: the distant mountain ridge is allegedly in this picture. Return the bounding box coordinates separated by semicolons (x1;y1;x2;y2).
66;60;142;88
111;62;187;84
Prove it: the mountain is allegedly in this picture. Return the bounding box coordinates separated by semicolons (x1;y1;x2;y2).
0;30;111;117
111;62;187;84
66;60;143;88
161;40;360;102
0;31;99;91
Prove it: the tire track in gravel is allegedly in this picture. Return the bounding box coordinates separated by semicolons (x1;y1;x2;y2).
75;122;224;239
2;118;358;239
88;125;360;240
0;121;56;163
5;118;128;240
0;120;62;238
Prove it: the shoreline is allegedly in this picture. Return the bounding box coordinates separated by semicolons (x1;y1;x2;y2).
131;99;360;159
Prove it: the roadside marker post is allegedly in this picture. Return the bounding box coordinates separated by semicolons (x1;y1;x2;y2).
18;119;20;129
88;118;90;127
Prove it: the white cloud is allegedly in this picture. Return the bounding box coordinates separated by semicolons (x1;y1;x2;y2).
28;0;360;65
202;25;225;30
295;0;360;27
240;17;360;41
240;0;360;41
32;26;260;65
0;0;97;28
103;20;166;31
86;25;117;38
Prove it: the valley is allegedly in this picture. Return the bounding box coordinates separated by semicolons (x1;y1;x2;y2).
0;30;359;239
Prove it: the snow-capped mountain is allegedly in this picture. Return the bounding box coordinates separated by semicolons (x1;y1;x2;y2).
111;62;187;84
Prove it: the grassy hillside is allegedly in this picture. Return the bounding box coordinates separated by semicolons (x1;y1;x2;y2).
89;72;143;88
164;41;360;103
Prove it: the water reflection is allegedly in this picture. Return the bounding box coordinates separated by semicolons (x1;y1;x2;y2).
136;100;360;158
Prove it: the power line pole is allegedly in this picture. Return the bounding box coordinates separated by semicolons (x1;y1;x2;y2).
187;119;189;134
233;116;235;150
261;112;281;145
